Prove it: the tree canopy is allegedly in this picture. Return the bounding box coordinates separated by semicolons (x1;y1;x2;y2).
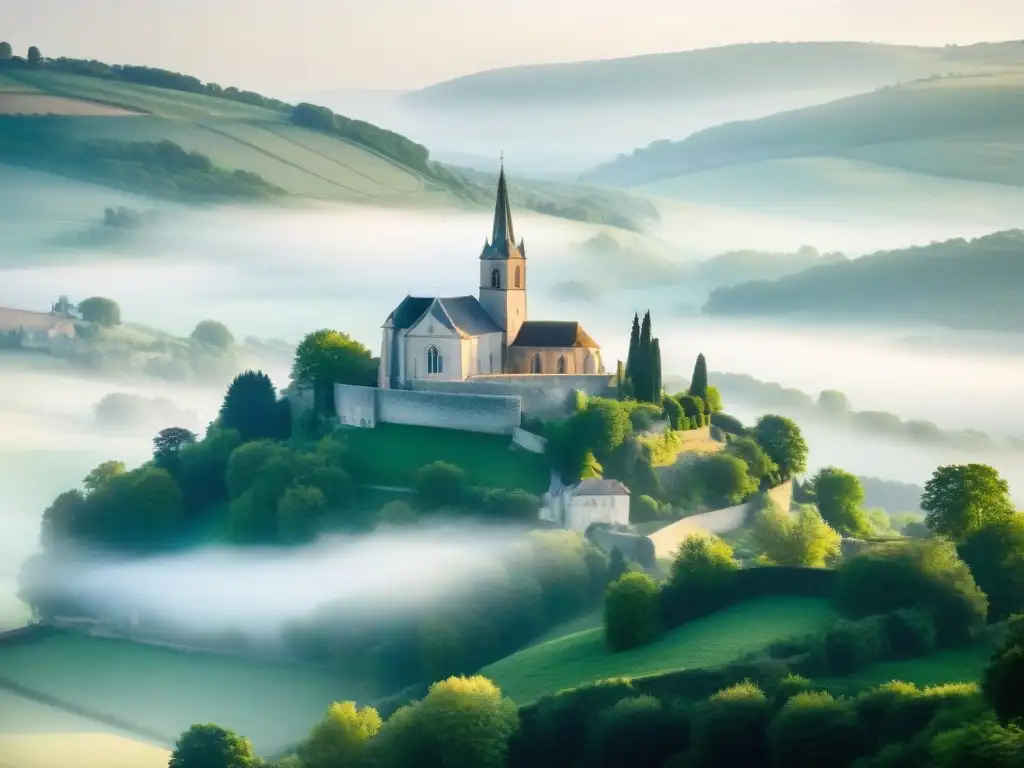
191;319;235;349
604;571;660;651
292;329;376;411
169;723;259;768
922;464;1016;541
753;414;808;480
219;370;284;443
298;701;382;768
751;502;841;568
812;467;871;537
0;42;12;60
77;296;121;326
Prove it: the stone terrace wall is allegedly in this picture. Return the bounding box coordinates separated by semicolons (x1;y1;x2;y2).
376;388;521;435
412;374;614;417
647;480;794;560
335;384;378;428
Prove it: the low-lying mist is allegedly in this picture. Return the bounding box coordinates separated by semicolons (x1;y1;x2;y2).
32;525;526;639
3;196;1024;626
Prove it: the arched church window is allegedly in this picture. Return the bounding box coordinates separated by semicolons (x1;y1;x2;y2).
514;266;521;288
427;345;443;374
491;268;501;289
531;354;542;374
557;355;566;374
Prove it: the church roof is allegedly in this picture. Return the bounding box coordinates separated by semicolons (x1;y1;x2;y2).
510;321;599;349
385;295;500;338
481;164;525;261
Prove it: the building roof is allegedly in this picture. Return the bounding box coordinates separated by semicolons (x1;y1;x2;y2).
384;295;500;338
510;321;599;349
574;479;631;496
481;164;525;261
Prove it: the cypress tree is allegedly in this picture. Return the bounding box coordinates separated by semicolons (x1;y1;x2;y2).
638;311;653;402
651;338;662;405
690;353;708;403
625;313;640;383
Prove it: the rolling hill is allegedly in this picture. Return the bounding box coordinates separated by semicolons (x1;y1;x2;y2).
702;229;1024;332
585;68;1024;192
405;41;1024;107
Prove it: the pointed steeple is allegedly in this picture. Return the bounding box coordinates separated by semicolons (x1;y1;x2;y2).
490;157;516;256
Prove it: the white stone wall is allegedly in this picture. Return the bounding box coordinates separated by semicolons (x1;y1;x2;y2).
565;493;630;532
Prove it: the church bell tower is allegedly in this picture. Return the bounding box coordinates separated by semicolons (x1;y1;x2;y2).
479;159;527;349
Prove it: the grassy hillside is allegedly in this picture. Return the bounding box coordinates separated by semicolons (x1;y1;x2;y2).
406;41;1024;106
703;229;1024;332
0;70;433;203
0;630;366;755
481;596;836;704
588;69;1024;191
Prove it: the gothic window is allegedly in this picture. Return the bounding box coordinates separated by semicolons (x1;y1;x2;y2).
514;265;521;288
531;353;542;374
557;355;566;374
491;268;501;289
427;345;443;374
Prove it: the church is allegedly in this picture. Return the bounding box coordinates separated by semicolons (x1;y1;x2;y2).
379;165;605;389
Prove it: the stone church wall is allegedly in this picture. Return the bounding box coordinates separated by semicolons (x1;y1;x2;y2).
376;388;521;435
410;374;614;417
335;384;378;428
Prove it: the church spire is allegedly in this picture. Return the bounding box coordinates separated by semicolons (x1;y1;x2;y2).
490;156;516;257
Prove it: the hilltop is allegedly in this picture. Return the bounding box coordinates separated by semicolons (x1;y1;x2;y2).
584;67;1024;193
0;57;657;231
405;41;1024;107
703;229;1024;332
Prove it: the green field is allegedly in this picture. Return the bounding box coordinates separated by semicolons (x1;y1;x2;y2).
0;631;367;754
823;644;994;693
481;596;837;704
0;70;433;204
342;423;551;493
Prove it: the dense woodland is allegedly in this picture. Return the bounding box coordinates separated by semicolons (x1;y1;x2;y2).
704;230;1024;332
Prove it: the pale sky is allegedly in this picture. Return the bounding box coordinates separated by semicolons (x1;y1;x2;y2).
5;0;1023;93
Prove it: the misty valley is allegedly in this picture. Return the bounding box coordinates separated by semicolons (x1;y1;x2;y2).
1;24;1024;768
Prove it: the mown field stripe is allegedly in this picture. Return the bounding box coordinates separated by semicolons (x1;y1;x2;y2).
2;71;151;115
194;121;372;197
0;676;174;747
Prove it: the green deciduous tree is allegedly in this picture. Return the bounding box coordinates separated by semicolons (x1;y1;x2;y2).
0;42;13;59
693;453;759;507
690;682;771;768
77;296;121;326
726;436;778;486
581;696;690;768
83;460;126;493
415;461;467;510
169;723;259;768
153;426;198;473
277;485;327;544
753;414;808;480
27;46;43;67
835;538;987;645
751;502;841;567
298;701;382;768
292;329;376;412
372;676;519;768
958;516;1024;621
604;571;660;651
922;464;1015;541
219;370;282;442
768;691;868;768
817;389;852;416
812;467;871;537
191;319;235;349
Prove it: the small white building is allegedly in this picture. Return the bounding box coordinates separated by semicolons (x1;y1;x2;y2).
545;478;631;532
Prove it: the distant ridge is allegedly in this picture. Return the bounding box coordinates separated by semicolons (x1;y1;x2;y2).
404;40;1024;106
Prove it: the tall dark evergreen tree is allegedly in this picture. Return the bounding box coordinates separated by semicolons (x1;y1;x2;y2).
651;338;662;405
625;313;641;384
637;311;653;401
690;353;709;404
219;370;283;442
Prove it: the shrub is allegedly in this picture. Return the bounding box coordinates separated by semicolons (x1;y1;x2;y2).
604;572;661;652
711;412;746;435
768;691;868;768
958;516;1024;621
297;701;381;768
581;696;690;768
930;717;1024;768
663;396;684;430
983;632;1024;725
378;500;417;526
689;682;771;768
662;534;738;624
812;467;871;537
692;453;759;507
883;608;938;659
414;461;467;510
630;494;664;524
169;724;258;768
751;503;841;568
770;674;814;708
824;618;887;675
835;539;987;646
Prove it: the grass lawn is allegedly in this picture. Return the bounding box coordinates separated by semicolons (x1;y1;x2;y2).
481;596;837;704
0;630;369;755
0;689;170;768
823;644;994;694
342;423;551;494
